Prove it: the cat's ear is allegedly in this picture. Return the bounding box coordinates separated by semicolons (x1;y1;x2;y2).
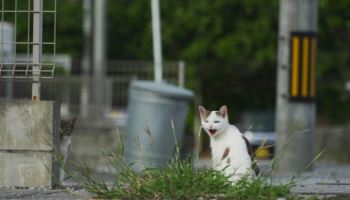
219;105;228;118
198;105;208;119
70;117;77;126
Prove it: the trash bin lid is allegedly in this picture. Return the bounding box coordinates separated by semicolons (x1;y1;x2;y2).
131;81;193;100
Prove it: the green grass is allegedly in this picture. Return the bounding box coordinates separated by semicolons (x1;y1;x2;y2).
56;121;305;199
58;150;300;200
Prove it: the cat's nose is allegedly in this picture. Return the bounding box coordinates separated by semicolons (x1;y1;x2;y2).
209;125;213;129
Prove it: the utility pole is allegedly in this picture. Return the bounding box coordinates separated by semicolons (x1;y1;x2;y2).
80;0;92;118
151;0;163;83
93;0;106;116
275;0;318;173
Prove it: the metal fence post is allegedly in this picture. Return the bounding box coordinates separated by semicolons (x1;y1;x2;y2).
178;61;185;88
93;0;106;116
151;0;163;83
32;0;43;101
81;0;92;118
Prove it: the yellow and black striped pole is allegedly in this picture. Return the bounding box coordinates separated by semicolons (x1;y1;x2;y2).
289;32;317;101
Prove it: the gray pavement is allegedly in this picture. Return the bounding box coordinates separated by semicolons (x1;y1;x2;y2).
1;161;349;199
284;163;350;197
0;188;89;200
194;160;350;198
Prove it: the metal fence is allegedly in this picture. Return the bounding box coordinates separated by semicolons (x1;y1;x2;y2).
0;0;56;77
0;60;186;127
0;0;56;101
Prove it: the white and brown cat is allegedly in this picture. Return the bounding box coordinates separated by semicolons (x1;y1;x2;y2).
199;105;259;182
59;116;77;183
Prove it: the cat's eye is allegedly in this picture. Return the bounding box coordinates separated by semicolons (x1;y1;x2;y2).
204;120;209;123
214;121;220;123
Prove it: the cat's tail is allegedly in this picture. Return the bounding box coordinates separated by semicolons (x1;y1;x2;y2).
243;131;254;141
242;131;261;176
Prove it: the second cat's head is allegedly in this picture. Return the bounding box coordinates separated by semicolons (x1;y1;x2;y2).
60;116;77;139
198;105;229;138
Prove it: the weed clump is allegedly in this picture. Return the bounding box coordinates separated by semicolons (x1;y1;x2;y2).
59;150;298;200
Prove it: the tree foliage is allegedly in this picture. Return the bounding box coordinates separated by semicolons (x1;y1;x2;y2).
318;0;350;122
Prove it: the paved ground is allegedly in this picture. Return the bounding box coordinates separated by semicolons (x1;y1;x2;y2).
285;163;350;197
196;160;350;198
0;187;89;200
1;161;350;199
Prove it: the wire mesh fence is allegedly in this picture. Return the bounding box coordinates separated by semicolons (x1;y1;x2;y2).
0;60;186;128
0;0;56;79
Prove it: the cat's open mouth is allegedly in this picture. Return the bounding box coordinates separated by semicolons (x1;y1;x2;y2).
209;129;217;135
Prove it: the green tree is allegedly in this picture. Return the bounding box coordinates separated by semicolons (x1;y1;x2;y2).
317;0;350;123
56;0;83;58
160;0;279;120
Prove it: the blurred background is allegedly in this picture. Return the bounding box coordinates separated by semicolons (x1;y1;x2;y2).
0;0;350;172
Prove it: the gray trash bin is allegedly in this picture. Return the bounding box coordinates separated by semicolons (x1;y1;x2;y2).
124;80;193;170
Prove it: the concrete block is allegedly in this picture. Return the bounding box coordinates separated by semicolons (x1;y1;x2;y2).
0;99;59;187
0;99;59;151
0;151;58;187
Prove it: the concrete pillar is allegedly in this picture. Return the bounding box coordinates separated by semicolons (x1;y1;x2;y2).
275;0;318;173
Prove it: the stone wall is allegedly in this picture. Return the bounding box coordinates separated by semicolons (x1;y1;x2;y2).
0;99;59;187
